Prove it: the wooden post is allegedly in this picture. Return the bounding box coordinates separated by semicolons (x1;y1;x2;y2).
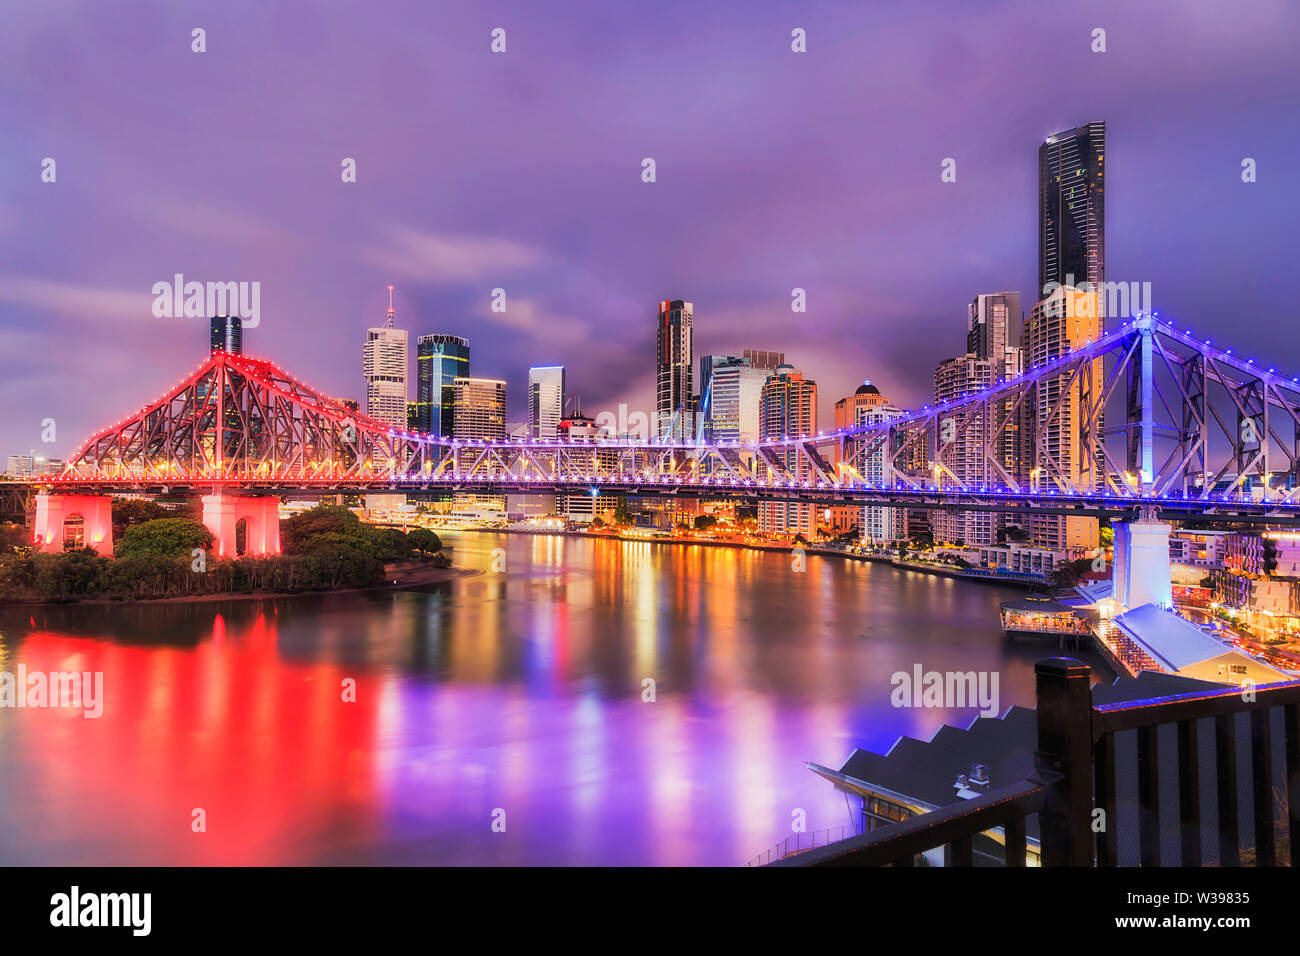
1035;658;1094;866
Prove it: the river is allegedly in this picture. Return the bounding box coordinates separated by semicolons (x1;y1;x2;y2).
0;532;1112;865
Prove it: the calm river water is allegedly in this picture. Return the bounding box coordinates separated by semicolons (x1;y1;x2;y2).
0;532;1111;865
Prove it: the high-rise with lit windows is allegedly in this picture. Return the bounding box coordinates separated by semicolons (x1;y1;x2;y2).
210;315;242;354
363;289;408;426
758;365;817;536
416;334;470;435
528;366;565;439
1039;123;1105;295
453;377;507;441
656;300;694;441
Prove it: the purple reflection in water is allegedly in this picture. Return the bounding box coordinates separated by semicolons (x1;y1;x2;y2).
0;533;1113;865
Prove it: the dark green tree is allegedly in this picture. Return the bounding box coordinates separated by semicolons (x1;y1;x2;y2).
407;527;443;554
111;498;173;533
116;518;214;561
360;526;415;562
612;498;631;527
281;504;363;553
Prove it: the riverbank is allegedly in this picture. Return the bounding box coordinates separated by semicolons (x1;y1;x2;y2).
439;525;1048;589
0;560;479;608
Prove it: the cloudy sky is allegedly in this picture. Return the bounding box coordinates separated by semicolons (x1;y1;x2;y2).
1;0;1297;458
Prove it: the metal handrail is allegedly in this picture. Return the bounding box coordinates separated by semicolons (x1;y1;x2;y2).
766;778;1048;867
744;824;860;867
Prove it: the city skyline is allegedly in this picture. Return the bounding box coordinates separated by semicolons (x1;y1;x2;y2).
2;1;1296;459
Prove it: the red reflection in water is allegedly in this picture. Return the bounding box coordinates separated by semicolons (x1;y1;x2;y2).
7;613;379;864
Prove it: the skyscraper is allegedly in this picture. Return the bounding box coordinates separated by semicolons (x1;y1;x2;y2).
1024;285;1103;552
528;366;566;439
743;349;785;371
416;334;470;435
656;299;694;441
858;403;906;546
932;353;1000;546
926;293;1026;547
967;292;1021;365
758;365;817;537
827;381;892;534
833;382;890;442
210;315;242;354
363;288;408;426
1039;123;1105;296
699;356;767;444
453;377;507;440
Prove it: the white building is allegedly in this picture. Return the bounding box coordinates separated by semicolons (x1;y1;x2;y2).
700;356;767;445
528;366;565;439
561;492;619;524
363;322;408;427
5;455;34;477
858;404;906;545
931;353;999;546
978;542;1073;578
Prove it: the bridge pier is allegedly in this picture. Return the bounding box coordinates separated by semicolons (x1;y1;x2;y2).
201;494;281;558
33;493;114;555
1111;509;1173;610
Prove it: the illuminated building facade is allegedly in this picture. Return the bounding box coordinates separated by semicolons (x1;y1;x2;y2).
1039;122;1105;294
453;377;507;441
656;299;694;441
1023;286;1103;551
758;365;817;536
209;315;243;354
363;293;409;427
528;365;566;439
416;334;470;436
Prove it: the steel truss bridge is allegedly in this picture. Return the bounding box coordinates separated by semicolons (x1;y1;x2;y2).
25;316;1300;526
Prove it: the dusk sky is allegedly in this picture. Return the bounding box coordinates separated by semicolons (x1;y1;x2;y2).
2;0;1298;459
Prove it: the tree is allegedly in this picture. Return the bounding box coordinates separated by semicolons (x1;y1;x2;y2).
116;518;214;561
282;504;363;553
1052;557;1094;589
0;522;29;553
360;526;414;562
407;527;442;554
694;514;717;531
112;498;173;533
612;498;631;527
590;517;606;529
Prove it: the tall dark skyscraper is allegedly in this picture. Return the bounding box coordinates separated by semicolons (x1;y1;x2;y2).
209;315;242;354
416;334;470;435
656;299;693;441
1038;122;1105;295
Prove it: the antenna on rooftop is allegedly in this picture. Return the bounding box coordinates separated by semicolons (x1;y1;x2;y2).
385;285;395;328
